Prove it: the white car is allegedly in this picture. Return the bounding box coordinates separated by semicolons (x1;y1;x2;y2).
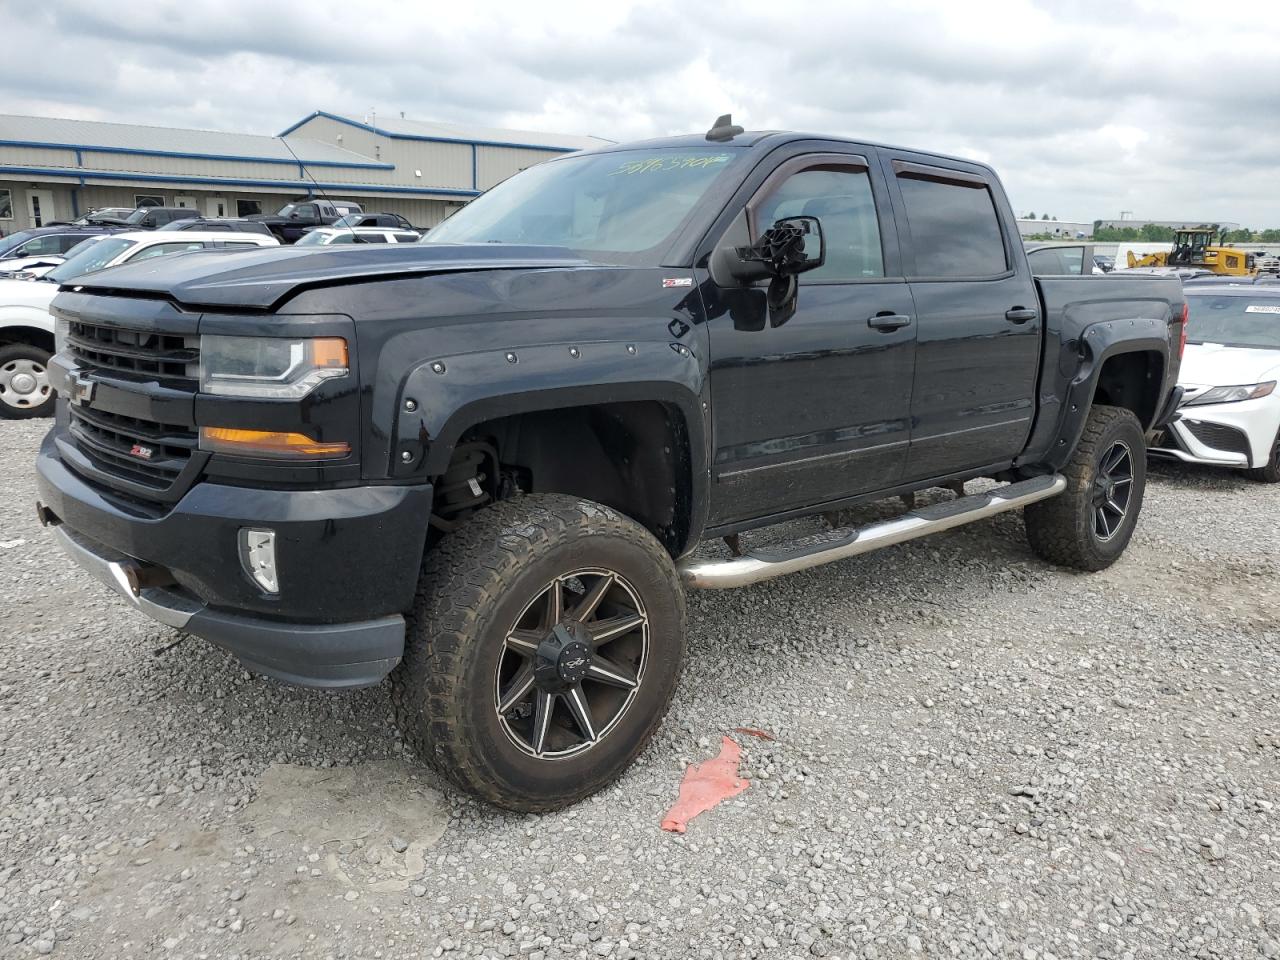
1149;285;1280;481
294;226;421;246
0;230;278;419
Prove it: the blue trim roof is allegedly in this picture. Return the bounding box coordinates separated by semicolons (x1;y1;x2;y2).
0;138;394;170
279;111;581;154
0;164;480;198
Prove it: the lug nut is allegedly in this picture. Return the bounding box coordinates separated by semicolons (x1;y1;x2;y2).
404;399;418;412
431;361;445;374
401;451;413;462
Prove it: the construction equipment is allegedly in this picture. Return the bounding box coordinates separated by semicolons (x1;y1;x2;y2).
1126;226;1257;276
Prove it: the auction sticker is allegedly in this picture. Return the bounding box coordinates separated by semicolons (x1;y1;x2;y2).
1245;305;1280;314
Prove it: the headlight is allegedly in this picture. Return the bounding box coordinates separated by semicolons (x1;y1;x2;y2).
199;335;348;399
54;317;70;355
1183;381;1276;406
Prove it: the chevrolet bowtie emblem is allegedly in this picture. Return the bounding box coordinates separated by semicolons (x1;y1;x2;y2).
67;370;95;406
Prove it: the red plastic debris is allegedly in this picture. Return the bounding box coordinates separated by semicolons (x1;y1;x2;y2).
732;726;776;742
660;736;749;833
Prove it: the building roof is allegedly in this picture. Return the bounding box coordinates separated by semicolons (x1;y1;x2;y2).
0;113;388;167
281;110;612;152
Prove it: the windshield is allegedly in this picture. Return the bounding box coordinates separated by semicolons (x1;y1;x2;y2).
331;214;363;229
294;231;330;246
45;237;137;283
0;231;38;257
275;203;300;217
423;146;744;264
1186;295;1280;349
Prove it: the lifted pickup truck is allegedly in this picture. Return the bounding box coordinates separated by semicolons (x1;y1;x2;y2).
35;119;1185;810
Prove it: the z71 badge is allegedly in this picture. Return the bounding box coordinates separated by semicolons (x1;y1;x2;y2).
129;444;154;460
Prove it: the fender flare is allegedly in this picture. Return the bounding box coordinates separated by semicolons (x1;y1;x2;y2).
1036;315;1171;470
388;337;711;542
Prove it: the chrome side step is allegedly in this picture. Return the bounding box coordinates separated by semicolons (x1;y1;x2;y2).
680;474;1067;589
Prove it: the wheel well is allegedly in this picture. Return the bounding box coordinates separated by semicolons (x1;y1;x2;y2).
0;326;54;354
434;401;693;556
1093;351;1164;429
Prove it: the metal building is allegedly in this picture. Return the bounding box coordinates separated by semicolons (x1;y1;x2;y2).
0;112;609;233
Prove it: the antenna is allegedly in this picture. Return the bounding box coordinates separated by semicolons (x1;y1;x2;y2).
278;134;365;244
706;114;744;143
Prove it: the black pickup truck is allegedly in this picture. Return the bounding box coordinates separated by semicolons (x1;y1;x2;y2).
247;198;364;243
35;119;1186;811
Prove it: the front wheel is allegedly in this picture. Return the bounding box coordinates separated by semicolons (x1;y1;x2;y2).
391;494;687;811
1024;404;1147;571
0;343;55;419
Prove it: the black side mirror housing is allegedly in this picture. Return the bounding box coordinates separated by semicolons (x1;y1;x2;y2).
729;216;825;283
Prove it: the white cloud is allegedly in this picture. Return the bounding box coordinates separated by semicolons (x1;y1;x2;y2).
4;0;1279;225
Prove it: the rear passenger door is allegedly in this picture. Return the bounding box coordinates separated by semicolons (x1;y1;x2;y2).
880;154;1041;479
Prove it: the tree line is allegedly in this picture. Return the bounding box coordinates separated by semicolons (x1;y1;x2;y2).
1091;223;1280;243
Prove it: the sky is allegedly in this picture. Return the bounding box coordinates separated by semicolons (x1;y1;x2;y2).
6;0;1280;226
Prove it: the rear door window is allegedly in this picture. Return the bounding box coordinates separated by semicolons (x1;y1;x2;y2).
896;172;1008;277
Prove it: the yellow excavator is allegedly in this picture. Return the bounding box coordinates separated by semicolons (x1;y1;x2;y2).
1126;226;1257;276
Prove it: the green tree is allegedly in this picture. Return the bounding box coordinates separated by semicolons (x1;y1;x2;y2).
1026;211;1036;220
1260;228;1280;243
1224;228;1254;243
1140;224;1175;242
1041;213;1050;220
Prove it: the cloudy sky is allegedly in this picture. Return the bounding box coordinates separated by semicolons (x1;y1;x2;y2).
8;0;1280;225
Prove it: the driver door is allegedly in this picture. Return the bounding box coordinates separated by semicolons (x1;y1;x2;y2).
701;150;917;526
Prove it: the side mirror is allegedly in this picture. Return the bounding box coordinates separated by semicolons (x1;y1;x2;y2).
289;212;301;220
729;216;825;283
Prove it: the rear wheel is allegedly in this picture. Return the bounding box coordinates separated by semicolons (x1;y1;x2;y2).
1025;404;1147;571
1246;429;1280;483
391;494;686;811
0;344;55;419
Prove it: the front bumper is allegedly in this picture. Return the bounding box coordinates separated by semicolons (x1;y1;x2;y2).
1148;393;1280;469
36;431;433;688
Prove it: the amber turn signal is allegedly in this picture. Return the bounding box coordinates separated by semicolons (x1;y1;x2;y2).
200;427;350;460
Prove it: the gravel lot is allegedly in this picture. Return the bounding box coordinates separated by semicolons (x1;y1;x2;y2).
2;415;1279;960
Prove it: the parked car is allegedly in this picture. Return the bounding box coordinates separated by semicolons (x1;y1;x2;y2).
1149;284;1280;481
34;121;1184;810
47;208;138;227
158;218;274;237
294;226;421;246
247;199;364;243
304;212;418;234
1025;243;1102;276
0;230;278;418
0;226;121;263
1094;254;1115;272
89;207;204;229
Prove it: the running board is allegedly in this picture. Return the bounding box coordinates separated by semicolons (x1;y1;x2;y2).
680;474;1067;589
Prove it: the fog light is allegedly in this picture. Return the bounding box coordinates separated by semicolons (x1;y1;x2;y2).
239;528;279;594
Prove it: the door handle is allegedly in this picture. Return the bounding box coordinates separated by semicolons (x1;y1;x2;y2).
868;312;912;331
1005;307;1038;324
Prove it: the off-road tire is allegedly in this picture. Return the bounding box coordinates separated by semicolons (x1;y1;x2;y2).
391;494;686;812
1246;430;1280;483
0;343;55;419
1024;404;1146;571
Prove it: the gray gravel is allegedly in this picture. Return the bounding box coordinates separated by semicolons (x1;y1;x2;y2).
2;415;1279;959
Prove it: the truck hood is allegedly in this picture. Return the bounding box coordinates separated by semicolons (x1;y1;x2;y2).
61;244;596;310
1180;341;1280;387
0;276;57;309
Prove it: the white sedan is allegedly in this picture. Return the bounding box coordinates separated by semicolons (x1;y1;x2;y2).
0;230;278;418
1149;284;1280;481
294;226;421;246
